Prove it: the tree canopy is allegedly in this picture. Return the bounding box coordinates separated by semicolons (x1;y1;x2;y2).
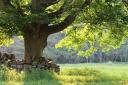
0;0;91;43
56;0;128;56
0;0;128;57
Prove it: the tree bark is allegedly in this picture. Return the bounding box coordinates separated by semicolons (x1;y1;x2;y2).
23;29;48;64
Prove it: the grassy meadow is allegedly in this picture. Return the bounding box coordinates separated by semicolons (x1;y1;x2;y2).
0;63;128;85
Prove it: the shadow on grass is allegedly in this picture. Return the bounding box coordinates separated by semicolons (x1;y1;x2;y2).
0;65;62;85
23;69;62;85
0;65;128;85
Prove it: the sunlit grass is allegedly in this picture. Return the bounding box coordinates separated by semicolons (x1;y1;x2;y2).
0;63;128;85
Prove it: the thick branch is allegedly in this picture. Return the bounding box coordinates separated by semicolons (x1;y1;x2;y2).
47;0;92;34
48;3;65;19
42;0;59;8
0;0;25;16
31;0;59;13
47;14;76;34
122;0;128;4
0;0;15;8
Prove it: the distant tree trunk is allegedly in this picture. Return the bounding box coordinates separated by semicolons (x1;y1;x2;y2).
114;54;117;62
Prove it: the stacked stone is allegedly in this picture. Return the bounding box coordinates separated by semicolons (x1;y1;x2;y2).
0;52;16;65
36;57;60;74
31;57;60;74
0;52;60;74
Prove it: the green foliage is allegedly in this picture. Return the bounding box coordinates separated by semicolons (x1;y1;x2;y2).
0;0;128;56
56;1;128;56
0;30;14;46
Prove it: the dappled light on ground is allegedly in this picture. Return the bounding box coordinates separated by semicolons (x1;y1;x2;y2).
0;63;128;85
3;82;24;85
0;65;61;85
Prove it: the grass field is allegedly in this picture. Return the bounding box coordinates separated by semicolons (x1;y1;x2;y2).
0;63;128;85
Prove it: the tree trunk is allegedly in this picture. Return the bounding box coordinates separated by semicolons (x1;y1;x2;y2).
23;32;48;64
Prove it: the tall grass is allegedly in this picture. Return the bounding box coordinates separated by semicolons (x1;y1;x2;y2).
0;63;128;85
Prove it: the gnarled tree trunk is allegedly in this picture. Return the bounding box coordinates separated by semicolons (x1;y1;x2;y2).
23;24;48;64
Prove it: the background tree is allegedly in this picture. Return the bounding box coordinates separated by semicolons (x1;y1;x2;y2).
0;0;91;64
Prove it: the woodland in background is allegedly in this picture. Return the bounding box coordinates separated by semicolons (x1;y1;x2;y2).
0;32;128;64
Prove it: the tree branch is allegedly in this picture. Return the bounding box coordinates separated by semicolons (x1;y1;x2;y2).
47;14;76;34
1;0;15;8
122;0;128;4
47;0;92;34
42;0;59;8
31;0;59;13
0;0;25;16
47;3;65;19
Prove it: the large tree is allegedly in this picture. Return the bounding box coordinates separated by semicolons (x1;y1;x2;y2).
0;0;128;63
0;0;92;64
